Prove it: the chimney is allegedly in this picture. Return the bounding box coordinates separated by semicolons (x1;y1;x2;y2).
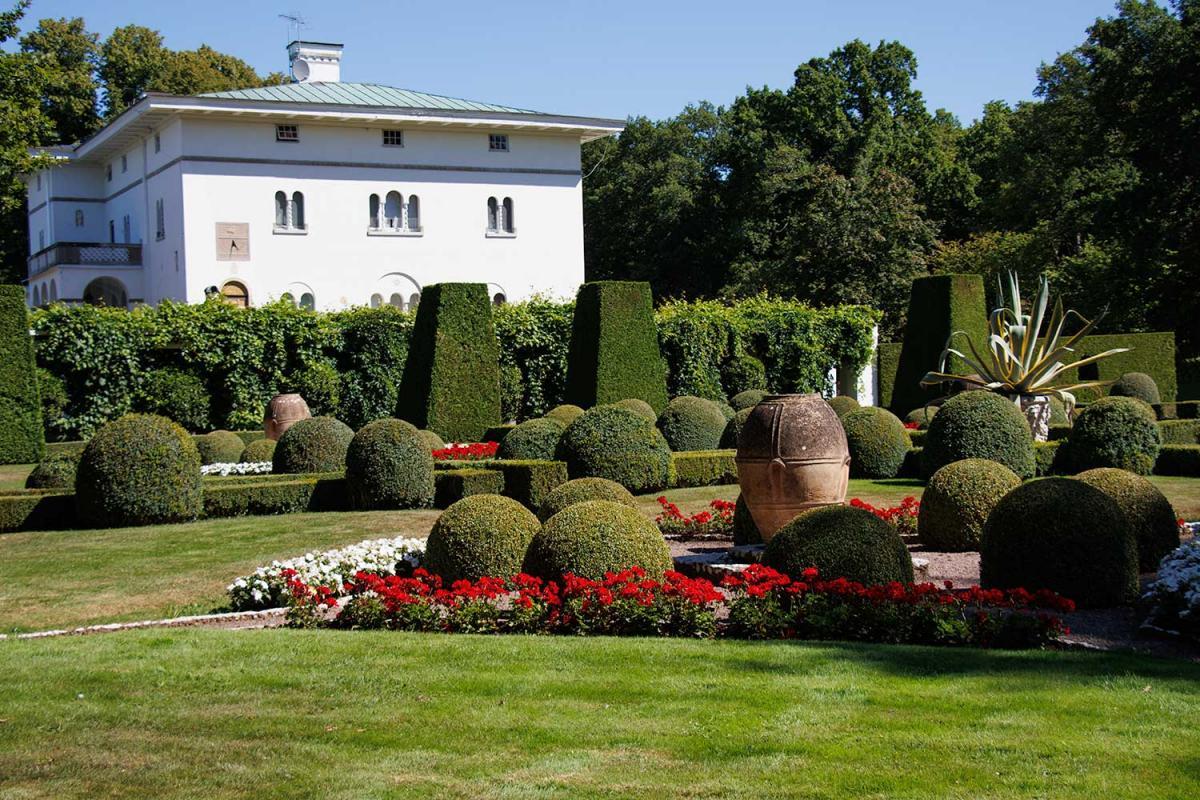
287;41;343;83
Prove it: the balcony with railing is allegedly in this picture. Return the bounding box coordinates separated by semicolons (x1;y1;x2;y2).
28;242;142;277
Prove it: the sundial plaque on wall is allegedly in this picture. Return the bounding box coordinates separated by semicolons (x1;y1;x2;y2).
215;222;250;261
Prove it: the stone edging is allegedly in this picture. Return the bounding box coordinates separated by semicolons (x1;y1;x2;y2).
0;607;287;640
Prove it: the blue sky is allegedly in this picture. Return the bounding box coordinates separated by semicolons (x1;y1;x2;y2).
18;0;1123;123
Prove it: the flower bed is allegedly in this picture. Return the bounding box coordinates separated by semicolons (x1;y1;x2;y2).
1143;538;1200;637
200;461;273;477
227;536;425;610
655;496;736;539
432;442;499;461
285;564;1073;649
849;496;920;538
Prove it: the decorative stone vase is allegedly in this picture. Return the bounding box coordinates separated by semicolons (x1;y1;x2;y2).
264;393;311;441
1017;394;1052;442
735;393;851;543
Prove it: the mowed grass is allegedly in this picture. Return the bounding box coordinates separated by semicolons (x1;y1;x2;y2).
0;629;1198;799
0;462;32;490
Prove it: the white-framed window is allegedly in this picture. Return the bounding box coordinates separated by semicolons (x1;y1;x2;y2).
275;190;306;231
290;192;305;229
487;197;499;231
389;293;404;308
487;196;515;235
488;134;509;152
276;124;299;142
368;191;421;233
155;198;165;240
502;197;514;233
74;209;84;227
106;164;112;182
121;154;128;173
382;129;404;147
370;293;383;308
275;191;287;227
406;195;420;231
368;194;380;229
154;132;161;153
299;292;315;310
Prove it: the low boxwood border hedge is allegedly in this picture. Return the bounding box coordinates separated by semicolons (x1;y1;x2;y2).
201;473;348;518
670;450;738;488
434;468;506;509
478;459;569;510
1159;420;1200;445
1154;444;1200;476
0;490;76;532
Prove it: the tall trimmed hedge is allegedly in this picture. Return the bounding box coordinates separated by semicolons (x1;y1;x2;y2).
0;286;44;463
397;283;501;442
566;281;669;412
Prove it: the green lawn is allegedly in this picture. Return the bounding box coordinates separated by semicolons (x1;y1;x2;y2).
0;630;1197;799
0;462;32;490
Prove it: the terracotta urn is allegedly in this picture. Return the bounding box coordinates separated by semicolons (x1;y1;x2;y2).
735;393;850;542
263;393;311;441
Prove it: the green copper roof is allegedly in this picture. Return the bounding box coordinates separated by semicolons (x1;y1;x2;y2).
197;82;541;114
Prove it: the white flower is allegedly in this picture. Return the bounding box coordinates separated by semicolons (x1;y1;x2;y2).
201;461;274;477
1144;538;1200;628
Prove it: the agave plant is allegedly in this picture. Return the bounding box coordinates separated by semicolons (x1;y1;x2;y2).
920;271;1128;435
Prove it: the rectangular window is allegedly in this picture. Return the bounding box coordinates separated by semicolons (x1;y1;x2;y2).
275;124;299;142
382;129;404;147
38;230;44;250
122;214;131;244
108;220;115;243
74;209;84;227
155;199;165;240
154;132;161;153
121;154;128;173
488;134;509;152
106;164;112;182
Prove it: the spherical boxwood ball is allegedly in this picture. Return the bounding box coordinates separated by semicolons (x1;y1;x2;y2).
195;429;245;465
922;391;1035;479
721;353;766;398
239;437;276;464
731;389;767;411
538;477;636;522
556;405;672;493
523;500;672;581
720;407;753;450
919;459;1021;551
732;494;762;546
424;494;541;582
657;395;727;452
75;413;202;527
1109;372;1161;406
1048;396;1070;427
842;407;911;479
418;429;446;450
499;417;565;461
1077;467;1180;571
763;504;914;585
25;452;78;490
712;398;736;422
904;405;938;429
345;418;434;510
273;416;355;474
981;477;1137;607
827;395;860;418
545;404;585;426
1068;396;1161;475
613;398;657;422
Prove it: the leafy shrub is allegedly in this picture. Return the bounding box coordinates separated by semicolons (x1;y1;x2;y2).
613;398;657;421
731;389;766;411
1077;468;1180;571
763;505;914;585
1109;372;1161;405
499;417;565;461
556;405;672;493
670;450;738;487
981;478;1137;607
1048;396;1069;426
1068;396;1161;475
657;396;727;452
479;459;568;510
273;416;354;474
545;404;585;426
842;407;911;479
922;391;1035;479
720;354;766;398
720;408;752;449
418;429;445;450
433;467;505;508
827;395;860;418
713;398;735;422
334;305;412;430
523;499;672;580
424;494;540;581
1034;440;1066;476
195;430;245;465
24;452;78;489
919;459;1021;551
289;362;340;416
565;281;670;413
36;368;69;442
239;438;276;463
397;283;501;442
732;494;762;546
75;413;202;526
499;363;524;422
494;297;574;419
135;368;210;432
0;286;44;463
345;418;434;510
904;405;938;428
538;477;636;522
1155;444;1200;476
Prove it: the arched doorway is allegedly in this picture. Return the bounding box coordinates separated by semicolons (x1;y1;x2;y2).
221;281;249;308
83;276;128;308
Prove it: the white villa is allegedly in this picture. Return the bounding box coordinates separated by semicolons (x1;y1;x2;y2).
23;42;623;310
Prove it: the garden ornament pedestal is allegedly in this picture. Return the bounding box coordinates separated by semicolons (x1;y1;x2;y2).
264;393;311;441
1017;395;1052;441
734;393;850;543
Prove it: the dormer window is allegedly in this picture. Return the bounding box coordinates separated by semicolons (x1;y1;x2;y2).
488;134;509;152
382;129;404;147
276;124;299;142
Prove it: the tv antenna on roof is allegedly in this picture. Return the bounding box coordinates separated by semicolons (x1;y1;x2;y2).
279;13;308;45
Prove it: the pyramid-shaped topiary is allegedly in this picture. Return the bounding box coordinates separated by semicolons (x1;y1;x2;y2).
0;285;44;464
397;283;501;442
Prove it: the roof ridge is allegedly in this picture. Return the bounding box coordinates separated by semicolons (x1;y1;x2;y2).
196;81;542;114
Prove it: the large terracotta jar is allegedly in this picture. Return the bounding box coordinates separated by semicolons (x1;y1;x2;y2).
263;393;311;441
735;393;850;543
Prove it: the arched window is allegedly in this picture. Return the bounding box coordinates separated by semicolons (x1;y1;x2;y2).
290;192;305;229
368;194;380;229
493;292;506;307
384;191;402;229
49;280;57;303
406;195;420;231
487;197;498;232
221;281;249;308
83;276;129;308
280;292;296;306
389;293;404;308
408;292;421;311
370;293;383;308
38;285;46;307
274;191;287;227
300;292;315;310
502;197;514;233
